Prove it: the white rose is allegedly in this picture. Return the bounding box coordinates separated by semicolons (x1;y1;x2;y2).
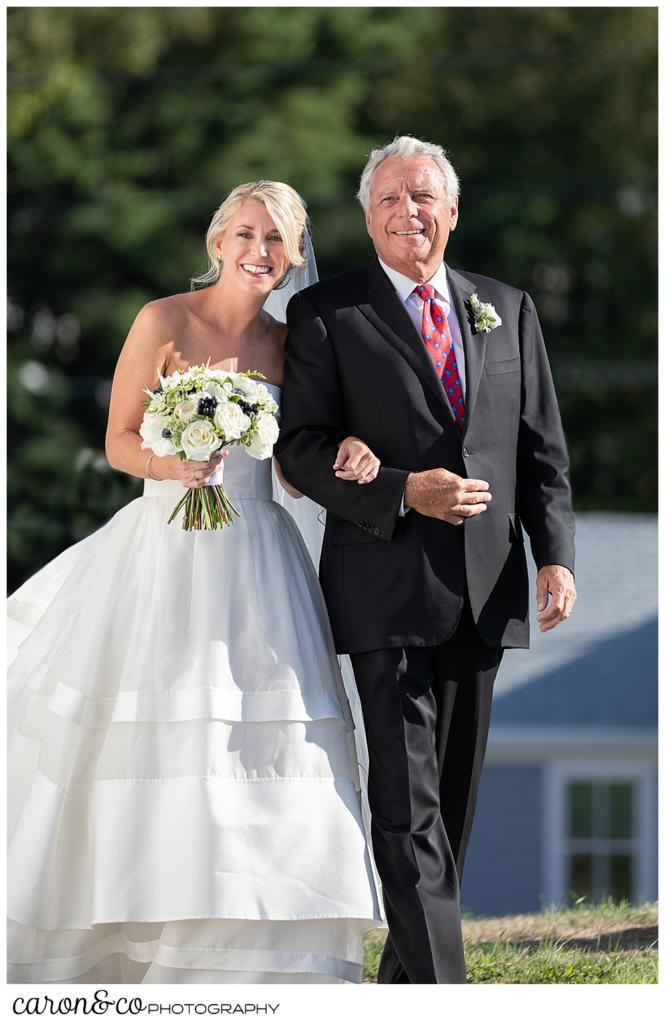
180;419;222;461
245;412;279;460
251;382;278;413
175;393;204;423
214;402;251;441
259;411;279;443
245;438;272;460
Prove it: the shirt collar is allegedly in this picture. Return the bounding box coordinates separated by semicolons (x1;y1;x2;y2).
378;258;451;306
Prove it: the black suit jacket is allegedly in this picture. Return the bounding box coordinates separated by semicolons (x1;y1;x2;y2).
275;258;575;654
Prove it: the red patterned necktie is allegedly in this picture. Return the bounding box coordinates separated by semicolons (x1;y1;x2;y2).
415;283;465;432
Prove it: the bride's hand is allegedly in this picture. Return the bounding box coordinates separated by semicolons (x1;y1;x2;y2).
168;450;229;488
333;437;381;485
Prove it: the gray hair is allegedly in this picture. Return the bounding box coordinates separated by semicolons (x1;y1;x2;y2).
357;135;460;213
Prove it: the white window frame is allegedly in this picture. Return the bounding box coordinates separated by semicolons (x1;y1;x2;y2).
543;759;656;906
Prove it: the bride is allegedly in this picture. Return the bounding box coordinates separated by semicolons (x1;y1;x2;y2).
7;181;383;984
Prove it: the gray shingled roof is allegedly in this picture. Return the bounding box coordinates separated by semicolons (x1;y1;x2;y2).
492;513;657;728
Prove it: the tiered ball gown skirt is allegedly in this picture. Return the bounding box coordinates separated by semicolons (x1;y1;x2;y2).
8;423;381;984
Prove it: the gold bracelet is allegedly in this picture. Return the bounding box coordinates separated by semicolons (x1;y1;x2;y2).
146;454;159;480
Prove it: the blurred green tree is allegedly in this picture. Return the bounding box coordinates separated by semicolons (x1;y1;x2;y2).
8;7;656;588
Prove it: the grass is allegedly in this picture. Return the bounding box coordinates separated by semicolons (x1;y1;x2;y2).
362;900;658;983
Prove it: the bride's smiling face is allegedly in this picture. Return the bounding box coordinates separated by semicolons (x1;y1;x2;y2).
216;200;290;293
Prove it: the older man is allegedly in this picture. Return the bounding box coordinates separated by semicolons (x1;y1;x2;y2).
275;136;576;984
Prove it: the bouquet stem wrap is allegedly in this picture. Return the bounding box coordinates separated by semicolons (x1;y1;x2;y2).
167;462;240;531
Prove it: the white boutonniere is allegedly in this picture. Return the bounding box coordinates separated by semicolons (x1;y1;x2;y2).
468;292;502;334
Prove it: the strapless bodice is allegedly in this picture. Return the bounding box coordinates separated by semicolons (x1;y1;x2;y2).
142;382;281;501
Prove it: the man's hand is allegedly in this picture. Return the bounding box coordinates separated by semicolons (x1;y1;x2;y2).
536;565;576;632
404;468;491;525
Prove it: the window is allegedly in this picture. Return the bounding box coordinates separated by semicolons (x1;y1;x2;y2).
564;780;638;903
543;757;656;907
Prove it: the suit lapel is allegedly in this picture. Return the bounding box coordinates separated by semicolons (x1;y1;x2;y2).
359;260;455;421
446;264;486;438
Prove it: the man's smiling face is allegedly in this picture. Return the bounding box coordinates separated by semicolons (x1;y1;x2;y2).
365;155;458;283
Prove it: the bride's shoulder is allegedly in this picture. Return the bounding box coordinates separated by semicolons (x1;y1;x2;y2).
133;292;190;331
127;293;192;349
120;296;193;378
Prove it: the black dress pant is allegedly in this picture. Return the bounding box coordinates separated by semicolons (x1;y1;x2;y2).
350;604;503;984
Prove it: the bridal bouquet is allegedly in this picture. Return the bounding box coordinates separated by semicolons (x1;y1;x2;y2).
140;363;279;530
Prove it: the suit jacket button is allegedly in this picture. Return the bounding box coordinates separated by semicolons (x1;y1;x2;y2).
373;527;380;536
462;447;471;458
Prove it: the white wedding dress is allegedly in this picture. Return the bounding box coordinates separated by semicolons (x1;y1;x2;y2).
7;383;381;984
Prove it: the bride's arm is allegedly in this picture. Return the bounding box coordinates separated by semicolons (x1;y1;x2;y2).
333;437;381;485
273;457;303;499
273;437;379;498
105;302;222;486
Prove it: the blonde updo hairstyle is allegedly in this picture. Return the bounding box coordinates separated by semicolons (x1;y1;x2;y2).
191;181;309;290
